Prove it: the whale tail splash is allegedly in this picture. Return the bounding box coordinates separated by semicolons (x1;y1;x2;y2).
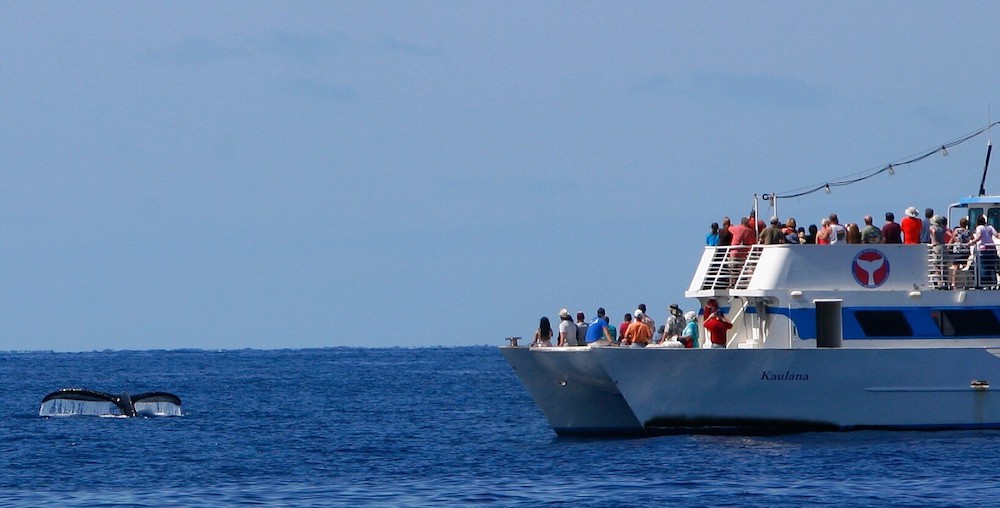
39;388;182;417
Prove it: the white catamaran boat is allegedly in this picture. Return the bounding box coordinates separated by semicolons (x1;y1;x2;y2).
502;129;1000;436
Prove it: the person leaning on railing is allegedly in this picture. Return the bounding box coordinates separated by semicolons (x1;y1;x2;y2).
949;217;972;289
967;215;1000;288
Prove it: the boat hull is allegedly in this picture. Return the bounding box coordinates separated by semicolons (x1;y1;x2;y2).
592;346;1000;432
500;346;644;436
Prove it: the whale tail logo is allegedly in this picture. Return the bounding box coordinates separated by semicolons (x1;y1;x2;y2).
39;388;182;417
852;249;890;288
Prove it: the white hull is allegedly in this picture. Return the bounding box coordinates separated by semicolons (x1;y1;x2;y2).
505;191;1000;435
499;346;643;436
592;346;1000;431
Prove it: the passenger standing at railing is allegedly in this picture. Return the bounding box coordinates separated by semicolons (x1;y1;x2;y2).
902;207;922;244
968;216;1000;288
920;208;935;244
929;216;948;288
949;217;972;288
882;212;902;243
827;214;847;244
783;218;799;244
706;222;720;246
862;215;883;244
730;217;755;246
759;217;785;244
718;217;733;246
804;224;818;244
815;218;832;244
846;223;862;244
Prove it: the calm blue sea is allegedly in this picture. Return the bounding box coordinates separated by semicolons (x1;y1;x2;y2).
2;346;1000;506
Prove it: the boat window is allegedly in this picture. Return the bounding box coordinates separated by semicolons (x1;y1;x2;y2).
969;207;984;229
931;309;1000;336
853;311;913;337
990;208;1000;231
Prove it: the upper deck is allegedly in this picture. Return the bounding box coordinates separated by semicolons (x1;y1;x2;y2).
688;244;948;298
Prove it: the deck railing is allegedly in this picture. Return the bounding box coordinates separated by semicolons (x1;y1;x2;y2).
699;244;997;292
944;246;999;290
699;245;762;291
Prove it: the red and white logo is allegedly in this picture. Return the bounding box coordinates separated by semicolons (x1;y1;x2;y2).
852;249;890;288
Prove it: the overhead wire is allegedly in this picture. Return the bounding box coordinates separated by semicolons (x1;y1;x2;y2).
770;122;1000;200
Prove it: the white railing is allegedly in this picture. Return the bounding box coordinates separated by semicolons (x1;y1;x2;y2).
947;247;1000;290
699;245;763;291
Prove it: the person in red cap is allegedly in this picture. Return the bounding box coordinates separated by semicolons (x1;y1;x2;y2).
704;310;733;348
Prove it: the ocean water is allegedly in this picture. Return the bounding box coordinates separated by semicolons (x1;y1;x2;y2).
2;347;1000;507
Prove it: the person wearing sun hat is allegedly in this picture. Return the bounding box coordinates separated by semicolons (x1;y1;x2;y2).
680;310;699;348
901;206;922;244
664;304;686;343
557;308;577;347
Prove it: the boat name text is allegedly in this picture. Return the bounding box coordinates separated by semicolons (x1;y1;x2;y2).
761;370;809;381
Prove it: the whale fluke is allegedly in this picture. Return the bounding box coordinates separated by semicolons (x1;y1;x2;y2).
39;388;182;417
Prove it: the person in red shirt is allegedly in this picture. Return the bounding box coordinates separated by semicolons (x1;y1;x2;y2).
704;311;733;348
618;313;632;345
882;211;902;243
901;207;922;244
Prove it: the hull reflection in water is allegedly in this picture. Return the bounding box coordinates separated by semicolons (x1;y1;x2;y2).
39;388;183;417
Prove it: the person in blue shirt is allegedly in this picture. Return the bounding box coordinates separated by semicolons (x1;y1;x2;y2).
584;307;613;345
680;311;699;348
706;222;719;246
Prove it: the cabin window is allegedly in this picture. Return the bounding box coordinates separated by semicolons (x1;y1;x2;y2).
990;208;1000;231
969;208;984;230
853;310;913;337
931;309;1000;336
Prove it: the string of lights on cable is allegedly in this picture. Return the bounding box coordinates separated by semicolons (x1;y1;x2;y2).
762;121;1000;202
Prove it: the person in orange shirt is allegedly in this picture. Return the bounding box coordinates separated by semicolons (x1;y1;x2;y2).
622;310;652;347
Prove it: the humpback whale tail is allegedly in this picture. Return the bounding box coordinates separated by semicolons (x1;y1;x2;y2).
39;388;182;417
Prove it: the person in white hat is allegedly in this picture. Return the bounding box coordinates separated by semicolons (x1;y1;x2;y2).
902;207;922;244
622;309;651;347
557;308;577;347
680;311;699;348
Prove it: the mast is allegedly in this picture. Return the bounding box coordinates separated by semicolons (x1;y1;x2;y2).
980;105;993;197
980;140;993;196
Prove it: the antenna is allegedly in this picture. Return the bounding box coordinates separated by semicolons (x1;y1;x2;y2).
979;104;993;196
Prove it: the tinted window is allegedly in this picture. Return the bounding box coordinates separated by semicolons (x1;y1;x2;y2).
970;208;984;230
990;208;1000;231
854;311;913;337
932;309;1000;337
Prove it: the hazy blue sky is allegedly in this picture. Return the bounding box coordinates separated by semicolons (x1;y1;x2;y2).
3;1;1000;351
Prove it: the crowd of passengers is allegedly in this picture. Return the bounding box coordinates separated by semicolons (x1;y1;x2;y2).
707;207;1000;289
530;300;733;349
